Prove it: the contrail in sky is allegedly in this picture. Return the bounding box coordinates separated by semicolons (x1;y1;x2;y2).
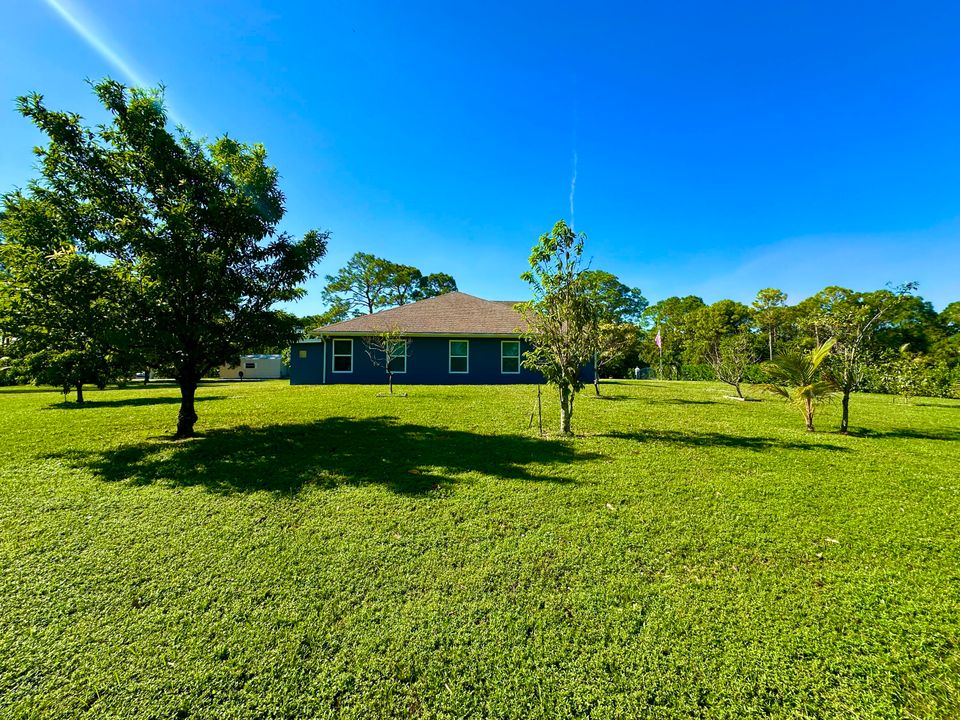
569;150;578;231
42;0;149;88
41;0;186;127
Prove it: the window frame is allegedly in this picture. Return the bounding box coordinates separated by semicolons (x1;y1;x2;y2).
386;340;407;375
244;361;256;369
331;338;354;374
448;339;469;374
500;340;521;374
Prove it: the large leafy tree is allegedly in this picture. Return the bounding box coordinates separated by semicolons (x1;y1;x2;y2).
582;270;647;392
642;296;706;377
0;192;141;401
519;220;598;435
15;80;328;436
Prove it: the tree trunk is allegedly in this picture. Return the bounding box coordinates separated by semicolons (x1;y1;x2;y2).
388;372;393;395
839;390;850;434
734;382;743;399
143;369;150;385
75;384;84;404
559;384;573;435
804;397;814;432
594;367;600;396
176;381;199;438
768;329;774;361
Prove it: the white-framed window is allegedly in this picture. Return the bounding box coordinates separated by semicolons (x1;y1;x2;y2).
449;339;469;373
501;340;521;374
387;341;407;374
244;362;256;369
332;338;353;373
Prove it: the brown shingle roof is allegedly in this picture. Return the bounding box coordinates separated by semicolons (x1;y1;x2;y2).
314;292;528;336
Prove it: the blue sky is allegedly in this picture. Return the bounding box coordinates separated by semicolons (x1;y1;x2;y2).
2;1;959;313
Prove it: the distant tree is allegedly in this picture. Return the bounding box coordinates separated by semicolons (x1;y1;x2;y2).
583;270;647;393
642;296;706;378
688;299;753;363
707;331;756;399
518;220;599;435
363;328;409;395
814;284;915;433
761;338;837;432
15;80;328;436
324;254;457;315
323;252;393;316
416;272;458;301
752;288;789;360
0;190;140;402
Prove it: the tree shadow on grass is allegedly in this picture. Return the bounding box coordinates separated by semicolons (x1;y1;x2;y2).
604;429;851;452
43;395;227;410
850;427;960;442
643;399;720;406
48;416;599;496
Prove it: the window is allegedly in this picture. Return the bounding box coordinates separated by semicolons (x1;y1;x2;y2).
501;341;520;374
244;362;256;369
387;341;407;374
332;338;353;373
449;340;469;373
298;349;307;359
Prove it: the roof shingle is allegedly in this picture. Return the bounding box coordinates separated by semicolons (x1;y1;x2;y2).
314;292;528;336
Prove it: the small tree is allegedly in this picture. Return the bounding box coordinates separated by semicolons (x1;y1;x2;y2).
518;220;598;435
761;338;837;431
707;332;755;399
752;288;789;360
593;321;641;395
363;328;409;395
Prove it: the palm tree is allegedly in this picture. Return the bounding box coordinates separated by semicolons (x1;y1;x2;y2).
761;338;837;432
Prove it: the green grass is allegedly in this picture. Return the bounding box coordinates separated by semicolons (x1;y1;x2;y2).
1;379;958;719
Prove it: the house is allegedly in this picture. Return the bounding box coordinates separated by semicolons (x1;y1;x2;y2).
220;354;288;380
289;291;591;385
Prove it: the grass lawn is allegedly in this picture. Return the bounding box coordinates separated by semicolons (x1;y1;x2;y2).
1;379;958;719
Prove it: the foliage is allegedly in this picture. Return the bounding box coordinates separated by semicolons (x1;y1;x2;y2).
593;321;643;388
761;338;838;431
518;220;598;434
752;288;789;360
323;253;457;318
2;380;959;717
0;194;141;401
13;79;328;436
580;270;647;323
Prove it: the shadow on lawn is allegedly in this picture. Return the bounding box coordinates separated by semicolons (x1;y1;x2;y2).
851;427;960;442
605;429;851;452
44;395;226;410
49;416;597;495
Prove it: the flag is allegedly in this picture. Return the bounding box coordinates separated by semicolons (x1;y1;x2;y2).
655;329;662;349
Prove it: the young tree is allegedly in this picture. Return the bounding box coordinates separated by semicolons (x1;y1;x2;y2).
761;338;837;432
814;284;915;433
707;331;756;399
518;220;598;435
752;288;789;360
363;328;409;395
15;80;328;436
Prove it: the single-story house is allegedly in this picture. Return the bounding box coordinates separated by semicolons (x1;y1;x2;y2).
289;291;591;385
220;354;288;380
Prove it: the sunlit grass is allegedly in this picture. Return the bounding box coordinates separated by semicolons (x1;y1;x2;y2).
1;379;958;718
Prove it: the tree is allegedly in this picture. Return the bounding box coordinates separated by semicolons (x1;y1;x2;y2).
687;299;753;363
752;288;788;360
0;191;141;402
707;332;756;399
323;252;393;316
518;220;598;435
642;296;706;378
15;80;328;436
582;270;647;393
814;284;915;434
324;255;458;315
761;338;837;432
363;328;409;395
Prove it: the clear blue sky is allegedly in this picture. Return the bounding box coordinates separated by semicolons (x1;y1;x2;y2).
2;1;959;312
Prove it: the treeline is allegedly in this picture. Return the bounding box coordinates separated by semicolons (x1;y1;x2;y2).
607;286;959;399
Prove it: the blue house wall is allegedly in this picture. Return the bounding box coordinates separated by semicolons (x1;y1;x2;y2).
290;336;593;385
